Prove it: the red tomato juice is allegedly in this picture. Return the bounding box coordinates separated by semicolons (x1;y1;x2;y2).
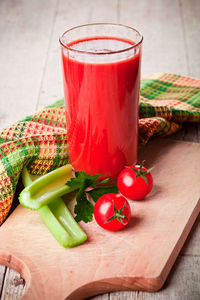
61;37;141;178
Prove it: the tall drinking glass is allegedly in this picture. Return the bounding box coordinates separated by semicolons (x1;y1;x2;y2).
60;23;143;179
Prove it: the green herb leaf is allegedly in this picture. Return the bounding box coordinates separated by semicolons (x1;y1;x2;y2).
97;178;110;185
74;190;94;223
88;186;119;203
66;171;101;189
66;170;117;223
66;171;105;223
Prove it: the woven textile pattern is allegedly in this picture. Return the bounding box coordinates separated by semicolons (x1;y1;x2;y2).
0;73;200;225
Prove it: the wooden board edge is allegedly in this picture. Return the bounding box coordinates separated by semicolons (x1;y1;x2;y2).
159;197;200;284
0;251;31;296
65;276;164;300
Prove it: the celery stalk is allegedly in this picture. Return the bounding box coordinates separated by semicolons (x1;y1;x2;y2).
19;165;78;210
21;167;87;247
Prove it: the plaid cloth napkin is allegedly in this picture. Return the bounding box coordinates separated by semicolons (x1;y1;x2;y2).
0;73;200;225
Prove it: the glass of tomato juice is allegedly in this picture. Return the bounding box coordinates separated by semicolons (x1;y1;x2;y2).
59;23;143;179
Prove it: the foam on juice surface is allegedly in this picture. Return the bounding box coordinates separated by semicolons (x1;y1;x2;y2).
70;38;132;53
65;38;138;63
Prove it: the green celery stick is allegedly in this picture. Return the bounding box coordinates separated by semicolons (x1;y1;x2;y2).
19;165;78;210
21;167;87;247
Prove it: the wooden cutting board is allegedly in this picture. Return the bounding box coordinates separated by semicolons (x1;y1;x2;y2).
0;138;200;300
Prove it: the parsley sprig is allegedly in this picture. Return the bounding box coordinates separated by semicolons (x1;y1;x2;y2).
65;171;118;223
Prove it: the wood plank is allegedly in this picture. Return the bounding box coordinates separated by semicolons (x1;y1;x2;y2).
36;0;92;109
0;268;25;300
119;0;188;76
180;0;200;78
0;265;6;296
110;256;200;299
170;123;200;143
89;0;118;22
0;0;58;130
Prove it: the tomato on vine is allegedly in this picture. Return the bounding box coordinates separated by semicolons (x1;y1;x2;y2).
94;193;131;231
117;161;153;200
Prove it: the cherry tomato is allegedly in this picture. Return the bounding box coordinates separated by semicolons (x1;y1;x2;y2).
94;193;131;231
117;162;153;200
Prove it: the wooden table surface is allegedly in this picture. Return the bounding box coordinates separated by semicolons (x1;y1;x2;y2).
0;0;199;299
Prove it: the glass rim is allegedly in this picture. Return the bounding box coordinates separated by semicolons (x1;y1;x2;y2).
59;23;143;55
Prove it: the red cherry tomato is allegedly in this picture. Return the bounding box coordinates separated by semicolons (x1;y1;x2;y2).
117;162;153;200
94;193;131;231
